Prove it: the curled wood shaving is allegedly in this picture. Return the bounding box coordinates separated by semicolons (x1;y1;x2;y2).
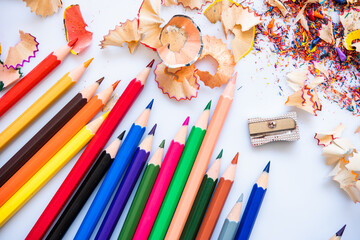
23;0;62;17
319;22;335;44
315;123;345;146
100;19;140;54
178;0;213;10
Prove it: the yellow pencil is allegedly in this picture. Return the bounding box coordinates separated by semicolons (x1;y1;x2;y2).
0;112;108;227
0;58;93;150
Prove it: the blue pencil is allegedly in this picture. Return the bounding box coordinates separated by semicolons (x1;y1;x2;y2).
94;124;156;240
235;162;270;240
218;193;243;240
74;100;153;240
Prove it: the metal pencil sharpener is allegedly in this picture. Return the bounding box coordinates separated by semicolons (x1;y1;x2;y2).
248;112;300;147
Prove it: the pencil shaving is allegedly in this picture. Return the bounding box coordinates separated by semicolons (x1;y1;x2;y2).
266;0;288;16
64;5;93;55
178;0;213;10
319;22;335;44
195;35;235;88
157;15;202;68
314;123;345;146
344;29;360;51
138;0;164;50
23;0;62;17
339;8;360;35
286;70;307;91
4;31;39;70
100;19;140;54
154;62;199;101
285;85;322;115
0;62;21;88
162;0;178;6
316;126;360;203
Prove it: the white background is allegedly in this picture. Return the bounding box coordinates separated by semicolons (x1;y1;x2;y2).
1;0;360;239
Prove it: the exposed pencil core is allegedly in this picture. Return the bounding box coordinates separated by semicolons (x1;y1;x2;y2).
96;77;104;84
149;124;157;135
183;116;190;126
146;99;154;109
147;59;155;68
159;140;165;148
231;153;239;164
263;161;270;173
83;58;94;68
118;131;126;140
112;80;120;90
336;224;346;237
204;100;212;110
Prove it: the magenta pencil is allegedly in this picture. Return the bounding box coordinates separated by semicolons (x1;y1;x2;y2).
133;117;189;240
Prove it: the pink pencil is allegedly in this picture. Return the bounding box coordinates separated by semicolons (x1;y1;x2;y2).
133;117;189;240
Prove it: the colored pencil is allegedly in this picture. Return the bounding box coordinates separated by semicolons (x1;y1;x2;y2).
46;132;125;240
196;152;238;240
330;225;346;240
0;82;117;207
133;117;189;240
118;140;165;240
0;79;102;187
95;124;156;240
74;100;153;240
0;40;77;117
0;113;108;227
0;59;93;150
149;101;211;240
218;194;244;240
26;60;153;240
235;162;270;240
166;73;237;239
180;151;222;240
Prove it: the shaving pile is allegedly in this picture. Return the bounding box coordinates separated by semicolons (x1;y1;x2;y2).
100;0;264;100
248;0;360;115
315;124;360;203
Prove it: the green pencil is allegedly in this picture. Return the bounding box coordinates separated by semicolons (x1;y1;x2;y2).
180;151;222;240
118;140;165;240
149;101;211;240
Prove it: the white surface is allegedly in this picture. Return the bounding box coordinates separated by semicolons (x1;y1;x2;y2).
1;0;360;239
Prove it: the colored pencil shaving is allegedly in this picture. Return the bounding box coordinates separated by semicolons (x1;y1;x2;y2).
180;151;222;240
0;79;102;187
133;117;189;240
74;101;152;240
118;140;165;240
196;153;238;240
0;40;77;117
0;82;117;207
150;101;211;240
0;58;93;150
27;60;153;240
166;73;236;239
0;113;108;227
46;132;124;240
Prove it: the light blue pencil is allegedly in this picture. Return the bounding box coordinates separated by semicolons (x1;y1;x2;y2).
218;194;243;240
74;100;153;240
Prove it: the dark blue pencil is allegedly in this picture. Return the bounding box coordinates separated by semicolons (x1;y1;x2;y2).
235;162;270;240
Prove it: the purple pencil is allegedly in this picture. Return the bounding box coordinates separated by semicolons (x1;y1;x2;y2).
94;124;157;240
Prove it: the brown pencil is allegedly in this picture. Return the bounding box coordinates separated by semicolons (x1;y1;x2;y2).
0;79;103;187
195;152;239;240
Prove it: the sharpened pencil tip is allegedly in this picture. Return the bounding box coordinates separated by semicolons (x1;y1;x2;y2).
68;38;78;47
263;161;270;173
237;193;244;203
146;99;154;109
183;116;190;126
118;130;126;140
149;124;157;135
96;77;104;85
147;59;155;68
159;139;165;148
204;100;211;110
230;72;237;84
112;80;120;90
336;225;346;237
231;152;239;164
83;58;94;68
216;149;223;159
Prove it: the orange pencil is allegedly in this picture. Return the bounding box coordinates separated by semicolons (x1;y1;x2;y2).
196;153;238;240
0;81;118;207
166;73;236;239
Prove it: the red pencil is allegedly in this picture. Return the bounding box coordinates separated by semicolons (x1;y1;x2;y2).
26;59;154;240
0;40;77;117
